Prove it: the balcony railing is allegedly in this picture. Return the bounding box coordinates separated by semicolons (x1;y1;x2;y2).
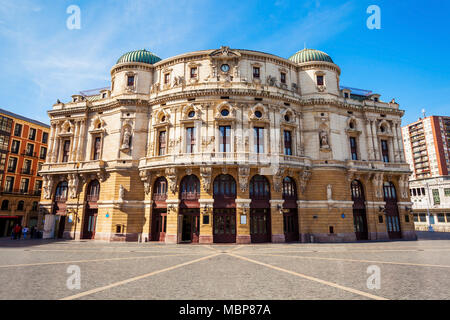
21;152;37;158
181;192;200;200
55;195;67;202
1;188;40;196
21;169;34;175
87;194;99;202
153;193;167;201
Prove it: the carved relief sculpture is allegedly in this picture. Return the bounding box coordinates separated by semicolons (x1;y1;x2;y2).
238;167;250;193
200;167;212;192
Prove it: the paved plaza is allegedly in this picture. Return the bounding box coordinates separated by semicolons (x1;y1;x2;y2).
0;232;449;300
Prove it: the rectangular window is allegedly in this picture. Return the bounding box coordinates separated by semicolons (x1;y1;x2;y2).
28;128;36;140
349;137;358;160
35;180;43;194
316;75;324;86
432;189;440;205
158;131;166;156
0;116;12;133
5;176;14;192
253;67;260;79
422;187;426;195
0;134;10;152
413;214;418;222
444;188;450;197
447;213;450;223
93;137;101;160
419;214;427;222
7;157;17;172
254;127;264;154
40;147;47;160
23;159;32;174
437;213;445;223
412;189;417;196
14;124;22;137
381;140;389;163
219;126;231;153
25;143;34;156
19;178;29;194
11;140;20;154
0;153;6;172
42;132;48;144
62;140;70;162
190;67;198;79
280;72;286;84
284;130;292;155
186;127;196;153
127;75;135;87
164;73;170;84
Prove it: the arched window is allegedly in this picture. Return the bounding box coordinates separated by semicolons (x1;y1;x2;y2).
250;175;270;199
87;180;100;202
153;177;168;201
282;177;297;200
383;182;397;200
213;174;236;198
17;201;25;211
351;180;365;200
1;200;9;211
180;175;200;200
55;181;68;201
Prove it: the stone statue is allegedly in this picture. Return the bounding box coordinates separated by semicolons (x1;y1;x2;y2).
327;184;332;201
319;131;329;148
119;185;125;201
121;127;132;150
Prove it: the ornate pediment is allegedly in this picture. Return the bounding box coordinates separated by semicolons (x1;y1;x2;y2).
209;46;241;60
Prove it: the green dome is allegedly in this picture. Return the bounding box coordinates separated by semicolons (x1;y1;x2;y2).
289;48;333;64
116;49;161;65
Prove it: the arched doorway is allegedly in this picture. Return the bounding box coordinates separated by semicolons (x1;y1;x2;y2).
179;175;200;243
351;180;368;240
282;177;299;242
213;174;236;243
53;181;68;239
152;177;168;241
250;175;271;243
82;180;100;239
384;181;402;239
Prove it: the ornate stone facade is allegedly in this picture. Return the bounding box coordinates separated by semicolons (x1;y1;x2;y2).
38;47;416;243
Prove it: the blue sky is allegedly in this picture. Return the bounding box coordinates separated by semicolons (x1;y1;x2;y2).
0;0;448;125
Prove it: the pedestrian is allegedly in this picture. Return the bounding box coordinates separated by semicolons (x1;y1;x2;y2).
14;225;22;240
30;226;36;239
22;226;28;240
10;225;16;240
13;224;20;240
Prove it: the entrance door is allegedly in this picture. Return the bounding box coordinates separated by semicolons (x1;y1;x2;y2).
213;209;236;243
386;205;402;239
353;209;368;240
151;210;167;242
83;209;98;239
181;209;199;243
250;208;271;243
283;209;299;242
56;215;66;239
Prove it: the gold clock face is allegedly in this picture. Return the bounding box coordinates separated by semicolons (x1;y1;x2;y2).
220;64;230;72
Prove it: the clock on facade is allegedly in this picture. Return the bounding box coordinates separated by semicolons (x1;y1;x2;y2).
220;64;230;72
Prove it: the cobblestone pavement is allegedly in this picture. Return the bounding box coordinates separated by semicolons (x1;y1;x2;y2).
0;232;449;300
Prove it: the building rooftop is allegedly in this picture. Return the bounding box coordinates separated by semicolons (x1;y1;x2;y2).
0;108;50;128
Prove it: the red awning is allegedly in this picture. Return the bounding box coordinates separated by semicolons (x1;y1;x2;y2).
0;216;20;219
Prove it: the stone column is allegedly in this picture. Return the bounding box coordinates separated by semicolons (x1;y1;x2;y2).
371;121;380;161
70;121;80;162
142;200;153;242
365;119;375;161
165;199;180;244
396;122;406;162
51;123;60;162
47;123;55;163
235;199;251;244
198;199;214;243
392;122;400;162
77;120;86;161
270;199;285;243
